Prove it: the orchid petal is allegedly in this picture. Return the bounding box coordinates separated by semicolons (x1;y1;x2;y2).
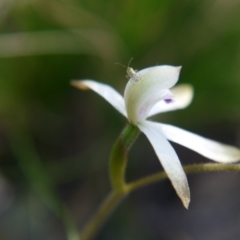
160;123;240;162
148;84;194;117
138;120;190;208
124;66;181;124
71;80;127;117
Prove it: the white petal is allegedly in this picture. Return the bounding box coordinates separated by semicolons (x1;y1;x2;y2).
71;80;127;117
124;66;181;124
148;84;194;117
138;120;190;208
160;123;240;163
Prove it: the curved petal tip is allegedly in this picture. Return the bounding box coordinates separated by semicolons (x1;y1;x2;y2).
70;80;127;116
176;66;182;72
70;80;90;90
171;84;194;109
182;188;190;209
138;121;190;209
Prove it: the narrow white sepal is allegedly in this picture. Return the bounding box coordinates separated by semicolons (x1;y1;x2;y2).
71;80;127;117
138;120;190;208
160;123;240;162
148;84;194;117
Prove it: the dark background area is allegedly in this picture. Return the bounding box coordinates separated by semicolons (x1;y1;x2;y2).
0;0;240;239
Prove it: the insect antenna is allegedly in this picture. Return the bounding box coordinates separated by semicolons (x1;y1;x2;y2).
127;58;133;68
115;58;134;69
115;62;127;69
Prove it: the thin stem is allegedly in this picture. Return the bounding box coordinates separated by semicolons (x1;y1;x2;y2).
109;124;139;191
80;191;125;240
126;163;240;192
81;124;139;240
80;163;240;240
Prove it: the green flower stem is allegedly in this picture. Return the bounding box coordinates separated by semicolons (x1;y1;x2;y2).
80;191;125;240
109;123;140;192
80;124;139;240
81;163;240;240
126;163;240;192
82;123;240;240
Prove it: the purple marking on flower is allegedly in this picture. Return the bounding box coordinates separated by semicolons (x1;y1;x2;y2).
164;99;173;104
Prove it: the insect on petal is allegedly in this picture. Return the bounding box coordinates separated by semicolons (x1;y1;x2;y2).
124;65;182;124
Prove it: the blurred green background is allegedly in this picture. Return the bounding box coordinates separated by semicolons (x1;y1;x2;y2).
0;0;240;239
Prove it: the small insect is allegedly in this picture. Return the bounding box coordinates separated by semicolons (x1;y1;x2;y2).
115;58;140;83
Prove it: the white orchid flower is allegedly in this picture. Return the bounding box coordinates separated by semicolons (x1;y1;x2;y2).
71;65;240;208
